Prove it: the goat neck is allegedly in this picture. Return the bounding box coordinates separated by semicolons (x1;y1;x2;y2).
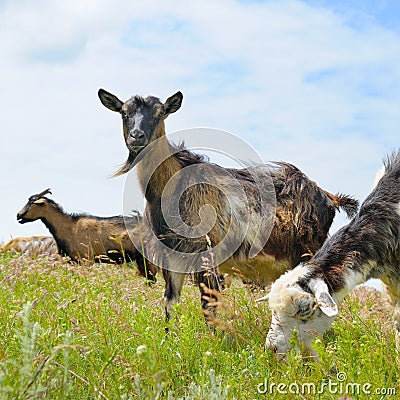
136;134;181;201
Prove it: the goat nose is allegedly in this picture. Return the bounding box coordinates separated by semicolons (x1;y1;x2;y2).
130;129;145;140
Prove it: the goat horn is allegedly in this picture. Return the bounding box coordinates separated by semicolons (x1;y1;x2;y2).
38;188;52;197
256;293;270;302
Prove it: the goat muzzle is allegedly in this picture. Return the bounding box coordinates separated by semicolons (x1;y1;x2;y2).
17;214;29;224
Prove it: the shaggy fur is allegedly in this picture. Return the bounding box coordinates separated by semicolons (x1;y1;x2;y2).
17;190;157;282
266;150;400;356
98;88;358;322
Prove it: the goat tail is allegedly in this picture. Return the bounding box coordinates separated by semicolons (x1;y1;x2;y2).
324;191;359;219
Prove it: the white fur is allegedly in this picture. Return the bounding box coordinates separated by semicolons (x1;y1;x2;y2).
268;263;312;309
266;264;338;356
266;264;318;354
133;114;144;131
309;279;338;316
372;165;385;189
334;261;376;302
266;260;381;356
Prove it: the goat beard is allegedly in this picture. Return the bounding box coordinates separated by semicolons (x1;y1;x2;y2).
112;151;141;177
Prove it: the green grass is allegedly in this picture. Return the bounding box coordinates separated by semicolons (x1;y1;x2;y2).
0;251;398;399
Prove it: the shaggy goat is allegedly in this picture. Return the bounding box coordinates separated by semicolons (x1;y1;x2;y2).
264;150;400;357
17;189;157;282
0;236;57;257
98;88;358;321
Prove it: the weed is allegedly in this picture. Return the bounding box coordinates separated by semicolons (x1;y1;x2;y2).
0;253;398;399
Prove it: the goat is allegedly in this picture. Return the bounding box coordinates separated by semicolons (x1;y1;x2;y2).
264;150;400;357
16;189;157;282
98;88;358;322
0;236;57;257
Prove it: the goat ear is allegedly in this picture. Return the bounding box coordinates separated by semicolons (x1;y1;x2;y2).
309;279;338;317
33;198;46;206
98;89;123;112
164;91;183;115
293;293;317;320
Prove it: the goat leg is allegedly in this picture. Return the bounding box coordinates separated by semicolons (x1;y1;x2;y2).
162;269;186;326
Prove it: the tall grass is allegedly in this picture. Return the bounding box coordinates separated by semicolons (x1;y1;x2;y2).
0;252;398;399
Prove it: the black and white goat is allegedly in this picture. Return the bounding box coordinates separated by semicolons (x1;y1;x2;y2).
263;150;400;356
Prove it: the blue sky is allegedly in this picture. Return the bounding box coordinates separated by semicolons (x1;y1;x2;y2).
304;0;400;30
0;0;399;249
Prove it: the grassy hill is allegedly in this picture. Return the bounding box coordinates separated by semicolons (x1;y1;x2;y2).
0;251;398;399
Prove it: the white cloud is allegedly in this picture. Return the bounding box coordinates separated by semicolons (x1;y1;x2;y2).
0;0;399;243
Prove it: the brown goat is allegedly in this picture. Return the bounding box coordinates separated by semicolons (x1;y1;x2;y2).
0;236;58;257
16;189;157;282
98;88;358;322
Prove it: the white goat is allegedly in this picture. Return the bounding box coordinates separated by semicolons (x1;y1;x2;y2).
1;236;57;257
263;150;400;357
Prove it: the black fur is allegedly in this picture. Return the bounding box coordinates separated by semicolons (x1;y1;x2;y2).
300;150;400;293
